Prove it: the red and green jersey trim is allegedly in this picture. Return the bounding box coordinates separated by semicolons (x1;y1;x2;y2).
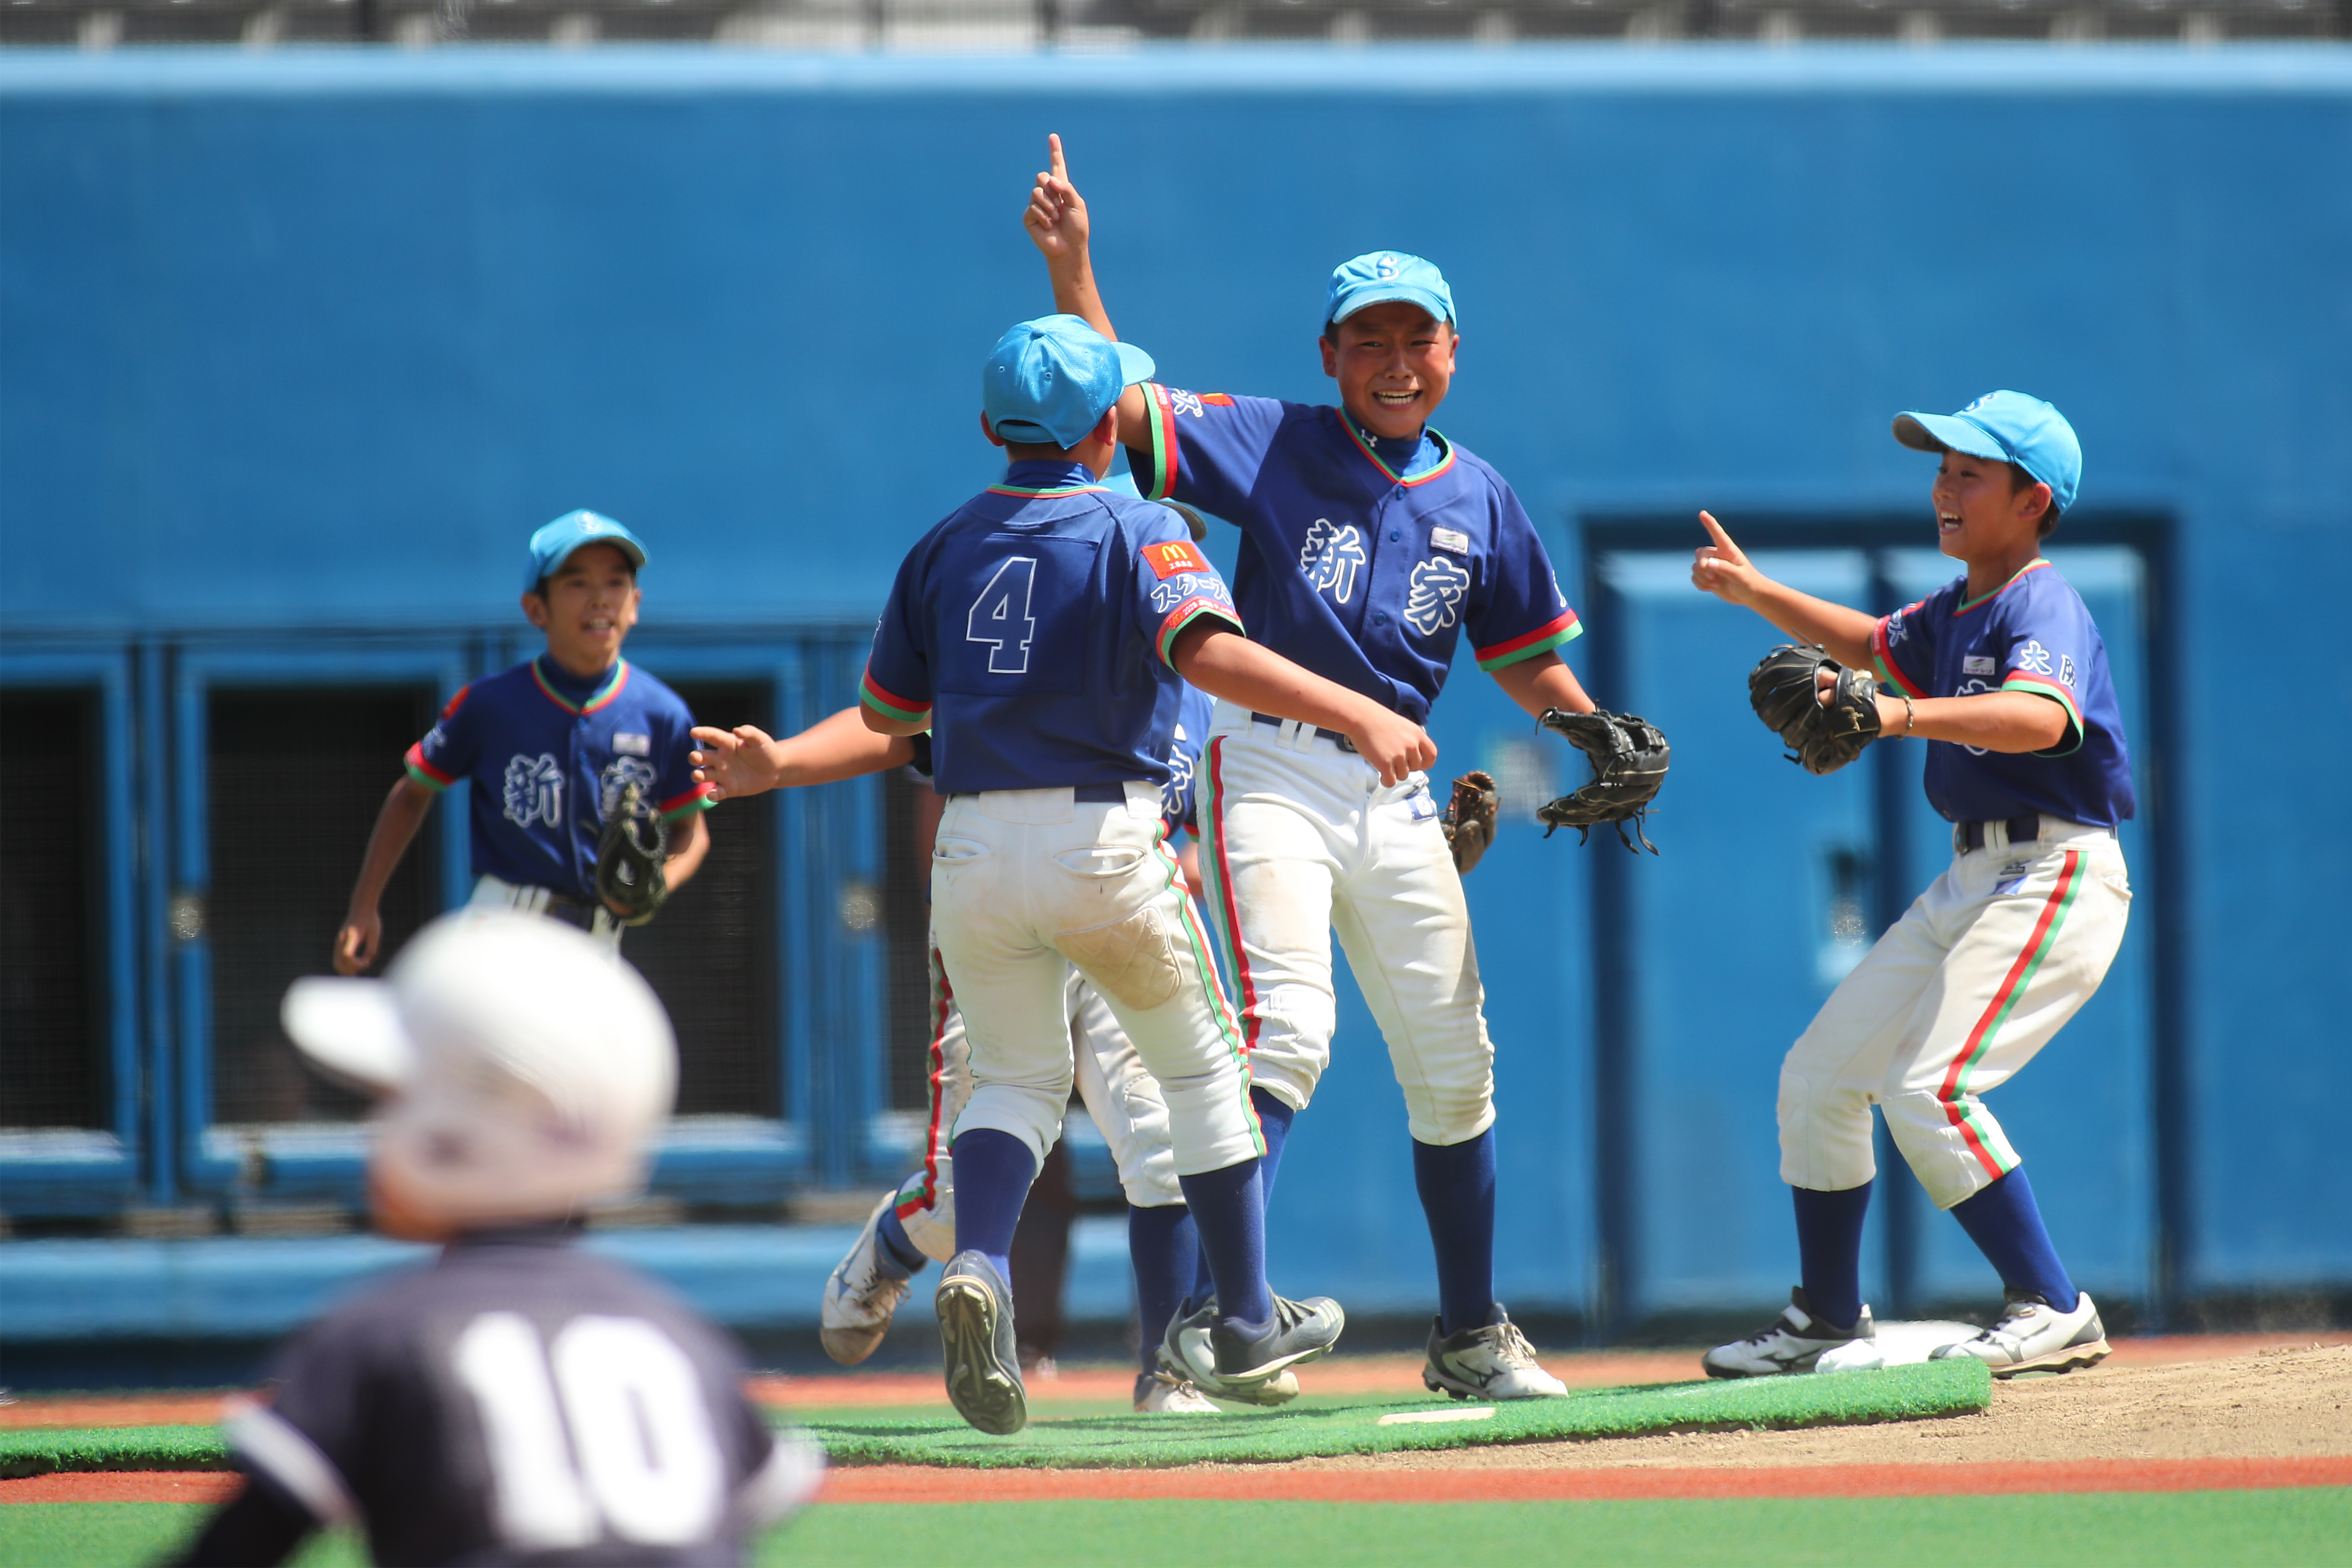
1871;610;1931;700
1954;558;2051;616
859;668;932;726
658;783;717;821
403;743;456;791
530;657;630;716
1156;598;1244;668
1139;384;1180;501
1474;609;1581;672
985;482;1111;499
1340;411;1457;489
1938;848;2083;1182
2003;674;2086;756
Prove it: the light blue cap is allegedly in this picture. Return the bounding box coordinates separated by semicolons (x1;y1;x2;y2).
1325;251;1457;330
525;509;647;592
1893;391;2081;514
983;315;1155;449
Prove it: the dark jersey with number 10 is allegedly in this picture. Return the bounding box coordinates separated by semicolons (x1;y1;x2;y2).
183;1228;816;1567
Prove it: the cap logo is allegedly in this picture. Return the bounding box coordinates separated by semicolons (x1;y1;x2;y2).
1962;395;1991;415
1375;255;1399;279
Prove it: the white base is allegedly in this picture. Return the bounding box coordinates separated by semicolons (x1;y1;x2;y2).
1816;1319;1981;1374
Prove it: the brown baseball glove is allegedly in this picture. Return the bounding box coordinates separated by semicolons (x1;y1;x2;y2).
1439;770;1500;875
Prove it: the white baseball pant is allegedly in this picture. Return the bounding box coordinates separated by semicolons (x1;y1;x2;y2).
1197;701;1496;1147
893;946;1186;1265
470;874;624;950
927;782;1260;1194
1778;818;2132;1210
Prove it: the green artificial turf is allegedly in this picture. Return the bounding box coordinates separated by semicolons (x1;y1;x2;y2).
805;1360;1991;1468
12;1491;2349;1568
0;1425;229;1480
0;1362;1989;1477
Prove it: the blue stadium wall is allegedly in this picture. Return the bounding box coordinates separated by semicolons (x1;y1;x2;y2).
3;46;2347;1345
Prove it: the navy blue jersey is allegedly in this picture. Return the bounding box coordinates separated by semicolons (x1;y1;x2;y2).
861;460;1243;796
903;679;1211;837
1871;559;2135;829
407;658;714;900
217;1230;808;1566
1129;388;1578;723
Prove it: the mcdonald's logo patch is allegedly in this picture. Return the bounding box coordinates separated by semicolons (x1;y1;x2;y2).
1143;539;1211;579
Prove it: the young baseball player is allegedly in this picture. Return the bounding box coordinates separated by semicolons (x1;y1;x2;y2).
1691;392;2132;1378
333;510;712;973
858;311;1433;1433
1025;136;1595;1399
174;911;821;1566
692;675;1244;1414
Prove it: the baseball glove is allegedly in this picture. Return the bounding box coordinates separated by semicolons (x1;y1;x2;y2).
1439;770;1499;875
1749;644;1882;776
595;782;671;926
1536;709;1670;854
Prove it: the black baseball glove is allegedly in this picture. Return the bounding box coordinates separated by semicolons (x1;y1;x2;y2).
1439;770;1500;876
1536;709;1670;853
1749;643;1882;776
595;782;671;927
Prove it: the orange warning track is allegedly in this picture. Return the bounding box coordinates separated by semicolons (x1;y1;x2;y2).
12;1457;2350;1507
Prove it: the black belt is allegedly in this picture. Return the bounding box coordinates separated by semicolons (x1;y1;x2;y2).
537;891;601;931
1955;813;2041;853
949;782;1134;804
1249;711;1357;753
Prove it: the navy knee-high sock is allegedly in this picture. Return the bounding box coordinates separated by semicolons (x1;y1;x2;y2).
1949;1167;2077;1311
1127;1203;1197;1372
949;1128;1037;1286
1190;1089;1294;1308
1412;1128;1496;1339
1177;1159;1272;1327
874;1204;928;1282
1790;1182;1872;1330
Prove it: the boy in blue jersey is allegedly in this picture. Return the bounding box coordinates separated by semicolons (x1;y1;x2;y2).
334;511;713;973
1026;136;1601;1399
861;312;1432;1432
1692;392;2133;1379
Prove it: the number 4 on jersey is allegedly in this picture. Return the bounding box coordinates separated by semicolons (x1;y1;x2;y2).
966;556;1039;675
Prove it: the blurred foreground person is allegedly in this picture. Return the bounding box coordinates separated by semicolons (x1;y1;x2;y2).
174;912;822;1567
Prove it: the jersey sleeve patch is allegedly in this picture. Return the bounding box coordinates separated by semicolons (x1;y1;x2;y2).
1142;539;1211;580
1473;608;1580;672
859;668;932;726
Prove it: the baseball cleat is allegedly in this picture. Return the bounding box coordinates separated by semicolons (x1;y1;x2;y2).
1156;1299;1300;1405
1702;1288;1877;1378
1930;1288;2110;1378
1210;1293;1346;1384
1133;1370;1222;1414
819;1193;913;1366
1423;1306;1568;1400
935;1251;1026;1434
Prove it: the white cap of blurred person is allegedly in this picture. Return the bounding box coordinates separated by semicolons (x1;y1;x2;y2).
282;909;674;1239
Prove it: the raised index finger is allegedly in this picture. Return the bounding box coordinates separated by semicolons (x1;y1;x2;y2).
1047;132;1068;182
1698;510;1740;555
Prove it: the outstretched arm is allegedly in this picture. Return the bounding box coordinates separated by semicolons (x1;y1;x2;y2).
1488;651;1596;721
1690;511;1877;669
334;778;435;975
691;708;918;800
1171;621;1435;787
1025;134;1152;449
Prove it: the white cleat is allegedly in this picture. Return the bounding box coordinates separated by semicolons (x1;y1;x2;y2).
819;1193;913;1366
1703;1289;1876;1378
1133;1370;1223;1414
1930;1289;2110;1378
1424;1306;1568;1400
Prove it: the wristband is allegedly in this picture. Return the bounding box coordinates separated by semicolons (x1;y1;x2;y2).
1897;692;1917;735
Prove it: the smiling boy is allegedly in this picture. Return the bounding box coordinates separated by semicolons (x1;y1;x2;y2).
334;511;712;971
1026;135;1600;1400
1691;392;2134;1378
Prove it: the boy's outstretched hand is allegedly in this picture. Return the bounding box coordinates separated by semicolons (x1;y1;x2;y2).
690;724;783;803
1690;511;1764;606
1024;133;1088;265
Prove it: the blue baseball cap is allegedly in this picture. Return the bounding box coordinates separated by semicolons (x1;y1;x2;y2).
983;315;1155;449
525;510;647;592
1893;391;2081;514
1325;251;1457;331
